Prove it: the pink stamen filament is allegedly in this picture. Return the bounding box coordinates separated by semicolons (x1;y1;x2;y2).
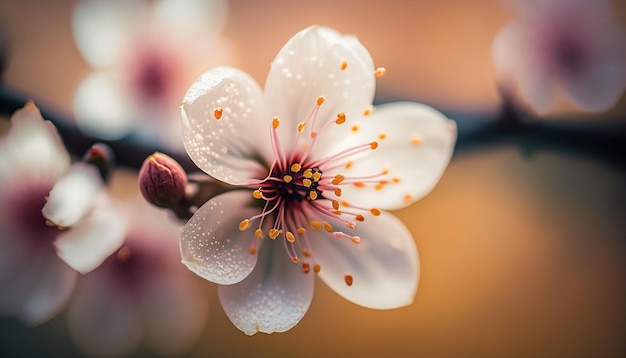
310;142;375;169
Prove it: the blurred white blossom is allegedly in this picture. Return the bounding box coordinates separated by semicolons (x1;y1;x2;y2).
0;103;125;326
72;0;231;149
492;0;626;114
67;198;208;357
179;26;456;334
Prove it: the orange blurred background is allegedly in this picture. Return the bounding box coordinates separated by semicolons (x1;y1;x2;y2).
1;0;625;357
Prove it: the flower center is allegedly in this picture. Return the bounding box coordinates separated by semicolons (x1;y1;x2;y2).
553;33;587;75
132;48;177;103
6;181;61;243
234;92;388;284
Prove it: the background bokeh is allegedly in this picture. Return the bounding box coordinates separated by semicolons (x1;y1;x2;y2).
1;0;625;357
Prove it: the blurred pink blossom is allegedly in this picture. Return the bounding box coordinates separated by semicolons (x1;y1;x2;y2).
67;199;208;357
71;0;231;150
0;103;125;326
492;0;626;114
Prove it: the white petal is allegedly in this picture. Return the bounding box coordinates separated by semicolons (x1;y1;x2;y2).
53;199;127;274
42;163;104;228
73;71;138;140
264;26;376;151
564;64;626;112
218;240;314;335
18;253;77;326
328;102;456;210
140;273;208;355
492;22;557;114
0;238;76;326
68;274;143;357
562;25;626;112
0;102;70;182
180;190;260;285
72;0;146;68
0;237;45;317
181;67;272;184
309;210;419;309
152;0;228;38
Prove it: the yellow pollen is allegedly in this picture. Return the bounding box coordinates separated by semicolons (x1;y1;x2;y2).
312;172;322;182
317;96;325;106
292;257;300;264
345;161;352;169
291;163;302;172
332;200;340;210
310;221;323;231
353;182;365;188
411;136;422;145
351;125;359;132
239;219;250;231
378;133;387;140
309;191;318;200
370;208;381;216
117;246;131;262
314;264;321;273
375;183;384;190
370;141;379;150
345;273;354;286
303;169;313;178
363;105;373;116
286;231;296;243
323;222;333;232
375;67;386;77
334;188;342;197
255;229;263;238
404;194;413;202
283;175;293;183
335;112;346;125
355;215;365;222
297;227;307;235
341;200;351;207
249;246;257;254
252;190;262;199
302;178;312;187
332;174;345;185
341;60;347;70
297;122;306;132
382;169;389;175
311;131;318;138
393;177;401;183
272;117;280;128
351;236;361;244
269;228;280;240
302;249;312;257
302;262;311;273
214;107;223;120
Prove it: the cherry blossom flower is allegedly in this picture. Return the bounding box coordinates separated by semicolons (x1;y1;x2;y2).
71;0;230;149
179;26;457;335
67;198;208;357
0;103;125;326
492;0;626;114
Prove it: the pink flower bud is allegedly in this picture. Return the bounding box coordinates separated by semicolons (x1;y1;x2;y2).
139;152;187;208
82;143;115;182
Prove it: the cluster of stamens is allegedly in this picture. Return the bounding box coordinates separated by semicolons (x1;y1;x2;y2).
233;63;394;286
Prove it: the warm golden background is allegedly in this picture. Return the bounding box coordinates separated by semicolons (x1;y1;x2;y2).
1;0;625;357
